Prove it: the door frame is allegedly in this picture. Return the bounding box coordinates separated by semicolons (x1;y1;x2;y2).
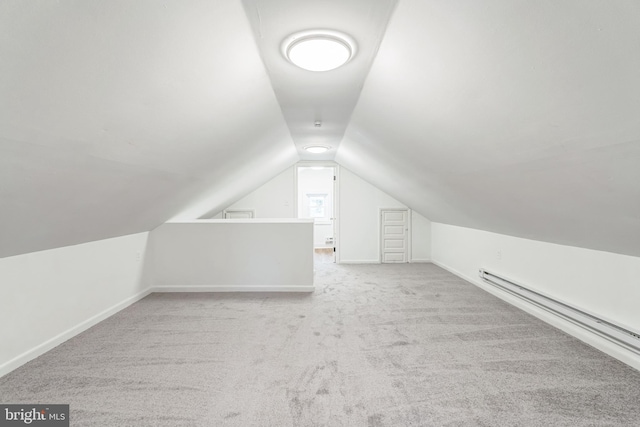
379;207;411;263
294;162;339;263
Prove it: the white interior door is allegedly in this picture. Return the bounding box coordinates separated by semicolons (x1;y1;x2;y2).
381;209;408;263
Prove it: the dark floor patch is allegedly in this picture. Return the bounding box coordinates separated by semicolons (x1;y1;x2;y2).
223;412;240;419
316;388;330;395
368;413;384;427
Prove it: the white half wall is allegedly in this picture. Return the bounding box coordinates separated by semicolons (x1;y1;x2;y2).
215;165;334;247
150;220;314;291
0;232;151;377
339;167;431;263
431;223;640;370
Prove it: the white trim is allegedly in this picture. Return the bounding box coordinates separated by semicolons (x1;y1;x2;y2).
339;260;380;264
410;259;431;263
152;286;314;293
0;287;153;378
295;160;339;168
170;218;313;224
431;259;640;372
333;165;340;264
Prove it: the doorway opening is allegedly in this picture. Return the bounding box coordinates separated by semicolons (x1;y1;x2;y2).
296;164;337;264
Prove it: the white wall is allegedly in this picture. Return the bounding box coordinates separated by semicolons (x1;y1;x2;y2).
0;233;151;377
150;220;314;291
431;223;640;370
215;164;432;263
215;166;295;218
411;211;432;262
219;166;334;247
339;167;431;263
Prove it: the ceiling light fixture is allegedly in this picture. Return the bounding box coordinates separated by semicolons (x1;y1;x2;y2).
282;30;357;72
304;145;331;154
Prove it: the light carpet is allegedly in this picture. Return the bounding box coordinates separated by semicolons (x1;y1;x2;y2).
2;263;640;426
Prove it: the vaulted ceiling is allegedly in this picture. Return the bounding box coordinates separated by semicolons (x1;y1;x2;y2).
1;0;639;258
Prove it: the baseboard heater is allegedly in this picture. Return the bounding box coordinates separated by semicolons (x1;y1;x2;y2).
478;269;640;355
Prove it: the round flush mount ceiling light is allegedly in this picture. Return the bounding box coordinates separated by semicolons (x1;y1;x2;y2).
304;145;331;154
282;30;357;72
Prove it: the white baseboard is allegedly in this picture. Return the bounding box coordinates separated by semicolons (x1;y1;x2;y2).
339;260;380;264
0;287;152;378
0;283;312;378
341;260;431;264
431;259;640;372
152;285;315;293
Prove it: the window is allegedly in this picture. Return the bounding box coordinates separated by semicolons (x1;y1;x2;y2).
306;193;328;219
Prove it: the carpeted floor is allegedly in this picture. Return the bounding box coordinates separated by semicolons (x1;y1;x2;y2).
2;263;640;426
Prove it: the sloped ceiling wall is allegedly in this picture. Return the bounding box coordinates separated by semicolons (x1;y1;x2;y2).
338;0;640;257
0;0;297;257
2;0;640;259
